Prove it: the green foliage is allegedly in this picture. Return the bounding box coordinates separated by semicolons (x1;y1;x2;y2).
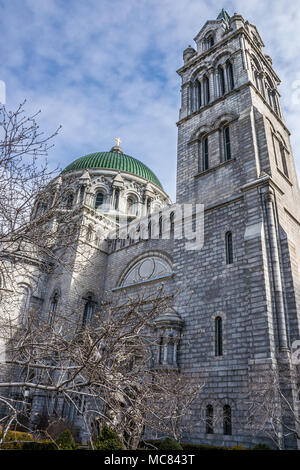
158;438;183;451
22;440;58;450
252;443;272;450
0;430;33;450
93;425;123;450
55;429;76;450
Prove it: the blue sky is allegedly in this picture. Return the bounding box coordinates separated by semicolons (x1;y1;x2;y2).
1;0;300;200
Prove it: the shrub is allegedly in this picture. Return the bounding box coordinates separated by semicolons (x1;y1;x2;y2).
93;425;123;451
158;438;183;451
0;430;33;450
229;445;247;450
22;440;58;450
252;443;272;450
55;429;76;450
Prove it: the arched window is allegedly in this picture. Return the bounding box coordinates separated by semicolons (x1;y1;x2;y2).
114;189;120;210
223;126;231;161
170;212;175;238
127;196;137;215
279;142;289;177
159;215;163;238
206;405;214;434
218;66;225;96
147;198;151;214
215;316;223;356
66;193;74;210
202;136;209;171
223;405;232;435
225;231;233;265
203;76;210;105
252;57;264;96
148;219;152;238
95;192;104;209
79;186;85;205
197;81;202;109
49;291;59;325
227;61;234;90
208;35;214;48
17;284;32;324
265;76;280;116
203;34;214;51
82;293;96;327
36;202;47;217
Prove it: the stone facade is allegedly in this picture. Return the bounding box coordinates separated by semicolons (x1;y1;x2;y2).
1;10;300;449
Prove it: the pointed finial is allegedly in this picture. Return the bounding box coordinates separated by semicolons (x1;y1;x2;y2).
217;8;231;23
115;137;121;147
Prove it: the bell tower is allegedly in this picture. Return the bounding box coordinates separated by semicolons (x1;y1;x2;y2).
174;9;300;449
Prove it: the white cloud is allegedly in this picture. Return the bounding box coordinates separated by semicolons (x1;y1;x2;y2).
0;0;299;200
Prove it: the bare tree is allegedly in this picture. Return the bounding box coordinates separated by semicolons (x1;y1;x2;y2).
0;102;203;450
0;286;203;449
246;363;300;449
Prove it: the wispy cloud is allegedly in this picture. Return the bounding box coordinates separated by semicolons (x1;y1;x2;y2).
0;0;299;199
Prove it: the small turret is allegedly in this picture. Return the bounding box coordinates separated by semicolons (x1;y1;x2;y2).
183;45;196;64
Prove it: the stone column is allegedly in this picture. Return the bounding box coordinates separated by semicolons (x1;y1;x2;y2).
163;336;169;365
208;68;215;102
173;337;180;366
264;191;289;352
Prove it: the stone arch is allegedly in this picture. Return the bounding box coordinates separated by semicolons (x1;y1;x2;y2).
211;111;239;129
211;49;235;68
190;65;210;82
251;54;262;71
118;251;173;287
276;131;288;149
189;124;212;144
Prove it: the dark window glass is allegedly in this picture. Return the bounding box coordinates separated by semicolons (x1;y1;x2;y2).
159;215;163;238
223;405;232;435
226;231;233;265
208;36;214;48
95;192;104;209
204;76;210;105
49;292;59;325
227;62;234;90
170;212;175;238
215;317;223;356
114;190;120;210
224;127;231;161
82;295;95;326
148;219;152;238
202;137;209;171
197;81;202;108
280;143;289;177
79;186;85;204
206;405;214;434
127;197;136;215
218;66;225;96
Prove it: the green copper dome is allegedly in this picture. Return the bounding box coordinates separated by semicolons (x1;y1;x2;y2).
62;151;163;189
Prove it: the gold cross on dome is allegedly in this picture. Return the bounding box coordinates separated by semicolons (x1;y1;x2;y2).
115;137;121;147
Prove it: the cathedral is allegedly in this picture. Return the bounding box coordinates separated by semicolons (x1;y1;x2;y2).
1;9;300;449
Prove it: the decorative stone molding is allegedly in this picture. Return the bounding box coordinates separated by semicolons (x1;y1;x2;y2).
119;254;173;287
